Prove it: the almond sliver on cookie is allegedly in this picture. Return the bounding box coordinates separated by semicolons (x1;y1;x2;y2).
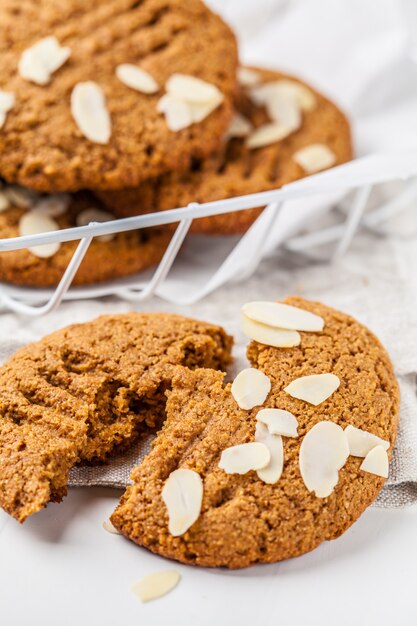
103;520;121;535
360;445;389;478
250;80;316;112
242;315;301;348
76;208;115;242
219;442;270;474
0;91;15;129
231;367;271;410
4;185;39;209
32;194;71;217
0;191;10;212
116;64;159;94
162;468;203;537
246;122;294;149
345;425;390;457
166;73;222;103
284;373;340;406
293;144;336;174
188;92;224;123
19;211;60;258
157;94;193;131
243;301;324;331
257;408;298;437
71;81;111;144
226;113;253;139
131;571;180;603
237;67;262;87
255;422;284;484
18;36;71;85
299;421;349;497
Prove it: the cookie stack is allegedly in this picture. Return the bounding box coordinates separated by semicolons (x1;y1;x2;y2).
0;0;352;288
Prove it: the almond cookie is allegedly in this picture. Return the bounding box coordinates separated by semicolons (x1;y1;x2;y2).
0;189;172;287
98;68;352;234
0;313;232;522
0;0;237;192
111;297;399;568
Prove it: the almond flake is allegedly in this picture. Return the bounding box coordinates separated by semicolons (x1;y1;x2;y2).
19;211;60;258
251;80;316;112
71;82;111;144
4;185;39;209
131;571;180;603
241;314;301;348
284;373;340;406
103;520;121;535
116;64;159;94
266;90;301;129
293;144;336;174
157;94;193;131
246;122;294;149
345;425;390;458
237;67;262;87
32;194;71;217
188;91;223;123
219;442;270;475
256;408;298;437
299;421;349;497
243;301;324;331
161;468;203;537
231;367;271;410
76;208;115;242
166;73;222;104
226;113;253;139
0;91;15;129
0;191;10;212
18;36;71;85
360;445;389;478
255;422;284;484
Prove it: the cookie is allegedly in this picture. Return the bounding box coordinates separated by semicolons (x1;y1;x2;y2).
111;297;399;568
0;0;237;192
98;67;352;234
0;313;232;522
0;189;171;287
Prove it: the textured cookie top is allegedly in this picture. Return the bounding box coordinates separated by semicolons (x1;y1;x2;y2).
0;0;237;192
0;189;171;287
98;67;352;234
0;313;232;522
111;297;399;568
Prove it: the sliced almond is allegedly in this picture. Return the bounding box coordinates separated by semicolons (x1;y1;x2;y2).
299;421;349;497
0;191;10;212
231;367;271;410
32;193;71;217
360;445;389;478
226;113;253;139
255;422;284;484
157;94;193;131
76;208;115;242
71;81;111;144
166;73;222;104
19;211;60;258
246;122;294;149
243;301;324;332
131;571;180;603
237;67;262;87
116;64;159;94
256;408;298;437
103;520;121;535
284;373;340;406
4;185;39;209
241;314;301;348
250;80;316;112
293;144;336;174
219;442;270;475
0;91;15;129
188;91;223;123
345;425;390;458
18;36;71;85
161;468;203;537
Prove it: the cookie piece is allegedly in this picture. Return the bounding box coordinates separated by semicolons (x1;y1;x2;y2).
0;190;171;287
0;313;232;522
98;68;352;234
111;297;399;568
0;0;237;192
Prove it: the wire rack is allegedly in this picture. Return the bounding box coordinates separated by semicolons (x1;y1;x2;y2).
1;151;416;317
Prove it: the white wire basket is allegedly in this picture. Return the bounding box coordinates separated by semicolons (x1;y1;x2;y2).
0;151;416;317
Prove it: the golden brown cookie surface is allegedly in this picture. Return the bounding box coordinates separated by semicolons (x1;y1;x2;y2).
0;0;237;192
0;313;232;522
0;190;172;287
99;68;353;234
111;297;399;568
